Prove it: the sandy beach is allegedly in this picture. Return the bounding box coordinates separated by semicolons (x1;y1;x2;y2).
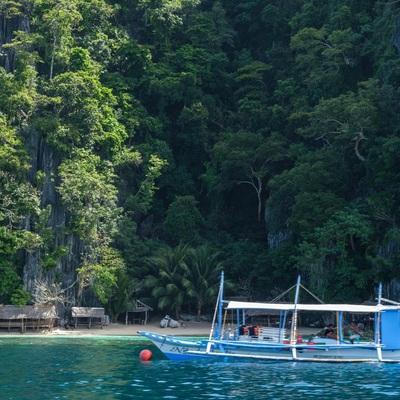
56;320;213;336
0;320;318;338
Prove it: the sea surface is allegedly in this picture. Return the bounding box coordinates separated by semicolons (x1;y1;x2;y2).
1;336;400;399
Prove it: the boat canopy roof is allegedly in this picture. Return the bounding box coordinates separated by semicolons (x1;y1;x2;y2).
225;301;400;313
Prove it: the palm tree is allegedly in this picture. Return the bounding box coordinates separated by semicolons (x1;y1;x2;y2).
107;271;142;322
186;243;225;322
145;244;189;320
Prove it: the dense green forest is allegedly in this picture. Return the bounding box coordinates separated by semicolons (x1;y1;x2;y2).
1;0;400;321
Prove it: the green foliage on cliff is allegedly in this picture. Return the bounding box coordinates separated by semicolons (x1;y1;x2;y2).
2;0;400;310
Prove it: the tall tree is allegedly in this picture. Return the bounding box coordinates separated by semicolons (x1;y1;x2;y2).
205;130;288;224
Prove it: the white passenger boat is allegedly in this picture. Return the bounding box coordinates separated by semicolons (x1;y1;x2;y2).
139;273;400;363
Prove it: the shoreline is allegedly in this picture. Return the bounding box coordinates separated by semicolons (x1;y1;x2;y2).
0;320;213;337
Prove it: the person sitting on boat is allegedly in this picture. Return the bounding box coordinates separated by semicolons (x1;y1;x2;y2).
345;321;361;344
324;324;337;339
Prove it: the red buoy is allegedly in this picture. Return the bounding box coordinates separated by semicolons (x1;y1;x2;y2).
139;349;153;361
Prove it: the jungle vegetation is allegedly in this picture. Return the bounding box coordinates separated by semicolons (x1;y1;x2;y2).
1;0;400;320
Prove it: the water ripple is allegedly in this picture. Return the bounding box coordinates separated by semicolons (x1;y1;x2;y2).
1;337;400;399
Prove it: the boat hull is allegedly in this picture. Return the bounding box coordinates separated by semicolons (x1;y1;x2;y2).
138;331;209;361
138;331;400;363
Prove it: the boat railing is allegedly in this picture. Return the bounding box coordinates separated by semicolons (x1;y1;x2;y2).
258;327;287;342
235;326;287;342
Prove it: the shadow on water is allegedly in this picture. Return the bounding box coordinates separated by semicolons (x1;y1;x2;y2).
0;336;399;399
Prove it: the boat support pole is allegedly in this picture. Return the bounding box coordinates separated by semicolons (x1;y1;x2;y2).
207;271;224;353
376;283;383;362
236;309;240;337
290;275;301;360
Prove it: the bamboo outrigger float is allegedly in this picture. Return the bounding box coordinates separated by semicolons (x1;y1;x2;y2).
139;273;400;363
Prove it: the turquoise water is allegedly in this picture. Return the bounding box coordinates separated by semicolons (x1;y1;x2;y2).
1;336;400;399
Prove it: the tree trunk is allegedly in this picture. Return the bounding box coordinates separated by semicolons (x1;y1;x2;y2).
50;36;56;80
257;176;262;221
196;305;202;322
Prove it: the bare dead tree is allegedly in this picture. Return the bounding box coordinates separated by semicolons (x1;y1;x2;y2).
32;278;77;307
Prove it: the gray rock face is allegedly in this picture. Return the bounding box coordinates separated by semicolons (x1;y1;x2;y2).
24;131;84;322
0;7;31;72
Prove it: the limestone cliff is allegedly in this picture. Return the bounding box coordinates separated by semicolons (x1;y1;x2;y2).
0;8;84;322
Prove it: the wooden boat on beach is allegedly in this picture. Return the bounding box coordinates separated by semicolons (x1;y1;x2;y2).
138;273;400;363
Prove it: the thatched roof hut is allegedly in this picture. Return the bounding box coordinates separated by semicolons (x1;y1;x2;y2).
0;305;57;332
0;305;57;319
